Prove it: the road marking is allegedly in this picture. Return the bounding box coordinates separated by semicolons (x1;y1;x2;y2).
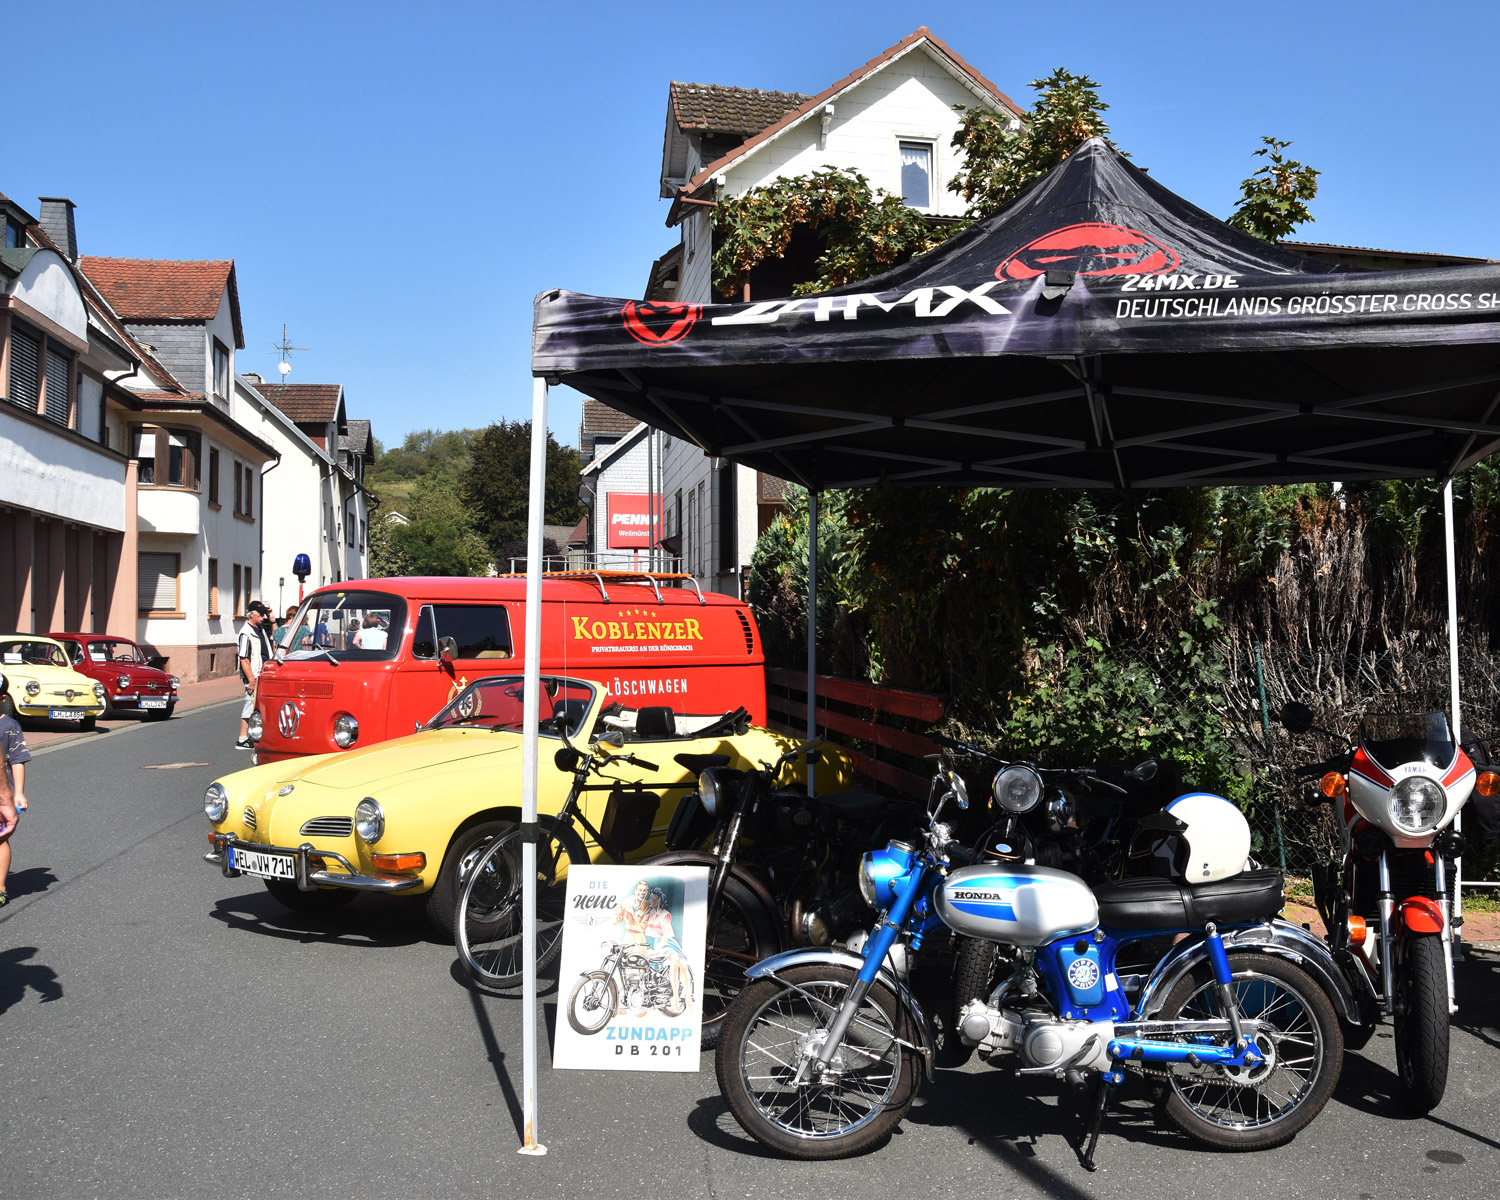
140;762;213;770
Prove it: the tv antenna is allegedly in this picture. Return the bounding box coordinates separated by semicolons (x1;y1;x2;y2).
273;323;309;381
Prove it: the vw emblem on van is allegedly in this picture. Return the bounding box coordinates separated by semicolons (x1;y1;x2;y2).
278;702;301;739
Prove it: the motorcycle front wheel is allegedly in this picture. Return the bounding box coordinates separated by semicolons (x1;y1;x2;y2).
1394;932;1450;1112
716;963;919;1159
1155;952;1342;1149
567;971;619;1035
455;819;587;990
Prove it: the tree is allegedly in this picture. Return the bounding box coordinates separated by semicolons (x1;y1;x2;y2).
948;68;1116;218
1227;136;1320;242
367;509;410;577
386;475;492;576
461;420;583;559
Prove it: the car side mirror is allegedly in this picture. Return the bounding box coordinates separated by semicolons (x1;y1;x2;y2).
554;746;581;772
596;730;625;749
1279;701;1315;735
438;636;457;664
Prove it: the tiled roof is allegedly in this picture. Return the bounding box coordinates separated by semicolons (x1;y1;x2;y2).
252;381;343;425
340;418;373;456
581;397;639;436
670;82;812;136
78;256;244;348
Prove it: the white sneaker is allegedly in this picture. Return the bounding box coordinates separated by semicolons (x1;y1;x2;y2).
234;737;253;750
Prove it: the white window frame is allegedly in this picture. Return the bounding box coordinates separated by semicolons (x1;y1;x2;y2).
897;137;938;213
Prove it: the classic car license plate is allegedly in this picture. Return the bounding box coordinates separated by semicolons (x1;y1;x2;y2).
229;847;296;879
49;708;85;720
140;698;169;709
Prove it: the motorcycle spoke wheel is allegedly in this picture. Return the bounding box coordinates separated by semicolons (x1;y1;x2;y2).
456;824;582;990
1156;953;1341;1150
716;963;918;1159
567;972;619;1035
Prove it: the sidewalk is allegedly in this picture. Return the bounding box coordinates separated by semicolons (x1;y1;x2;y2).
22;673;246;752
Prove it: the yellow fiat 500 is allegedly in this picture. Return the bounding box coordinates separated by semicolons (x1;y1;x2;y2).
204;673;851;933
0;634;107;727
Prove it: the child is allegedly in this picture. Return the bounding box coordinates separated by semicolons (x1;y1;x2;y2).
0;672;30;906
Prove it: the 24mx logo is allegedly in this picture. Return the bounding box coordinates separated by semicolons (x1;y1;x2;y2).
621;300;701;346
996;222;1180;281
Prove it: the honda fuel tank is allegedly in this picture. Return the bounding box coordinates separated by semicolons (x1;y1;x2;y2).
937;864;1098;947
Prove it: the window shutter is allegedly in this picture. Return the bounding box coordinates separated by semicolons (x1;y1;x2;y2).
44;345;72;426
138;552;179;611
9;322;41;409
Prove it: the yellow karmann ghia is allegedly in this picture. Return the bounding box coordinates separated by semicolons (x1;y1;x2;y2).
0;634;107;727
204;673;851;933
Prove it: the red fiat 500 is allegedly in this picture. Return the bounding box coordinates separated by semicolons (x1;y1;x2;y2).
49;633;180;719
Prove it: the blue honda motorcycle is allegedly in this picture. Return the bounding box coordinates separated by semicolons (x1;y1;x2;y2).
715;754;1361;1163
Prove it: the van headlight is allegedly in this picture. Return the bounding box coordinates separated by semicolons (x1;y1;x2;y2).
993;764;1043;813
1390;777;1444;834
205;783;229;823
333;712;359;748
247;709;263;742
355;797;385;844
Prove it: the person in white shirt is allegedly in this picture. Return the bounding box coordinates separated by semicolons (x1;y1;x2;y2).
354;614;388;651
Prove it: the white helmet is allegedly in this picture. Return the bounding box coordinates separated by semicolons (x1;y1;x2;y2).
1166;792;1251;883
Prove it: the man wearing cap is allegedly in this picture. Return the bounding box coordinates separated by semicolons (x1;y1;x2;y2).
236;601;275;750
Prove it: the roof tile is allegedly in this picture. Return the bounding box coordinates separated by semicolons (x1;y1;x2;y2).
670;82;812;136
252;381;344;425
78;256;244;348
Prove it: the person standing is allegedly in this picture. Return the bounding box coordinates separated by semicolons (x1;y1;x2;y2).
236;601;274;750
0;673;24;907
273;605;298;652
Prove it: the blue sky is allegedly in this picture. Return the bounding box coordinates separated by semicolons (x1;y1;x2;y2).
8;1;1499;452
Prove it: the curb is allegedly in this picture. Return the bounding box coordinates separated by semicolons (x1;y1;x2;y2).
26;697;243;758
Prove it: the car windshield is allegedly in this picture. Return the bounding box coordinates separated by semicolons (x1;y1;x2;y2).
1359;711;1456;771
425;675;595;739
0;640;69;669
281;591;408;663
87;640;146;664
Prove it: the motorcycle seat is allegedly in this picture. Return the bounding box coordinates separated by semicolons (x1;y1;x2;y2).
1094;869;1285;931
814;791;892;820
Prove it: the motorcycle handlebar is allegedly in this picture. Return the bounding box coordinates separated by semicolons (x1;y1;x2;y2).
946;843;979;866
628;755;659;772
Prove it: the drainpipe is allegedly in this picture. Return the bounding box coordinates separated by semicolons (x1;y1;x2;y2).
259;450;282;606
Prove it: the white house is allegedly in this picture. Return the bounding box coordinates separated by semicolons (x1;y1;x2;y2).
585;27;1023;596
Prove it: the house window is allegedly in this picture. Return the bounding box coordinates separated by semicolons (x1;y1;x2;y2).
232;564;242;617
131;428;157;485
138;552;181;614
347;509;355;547
43;345;72;427
7;319;42;410
244;469;254;519
899;141;934;209
212;339;230;401
3;219;24;249
244;565;253;607
131;426;199;488
233;462;243;514
360;520;367;552
208;559;219;615
208;448;220;506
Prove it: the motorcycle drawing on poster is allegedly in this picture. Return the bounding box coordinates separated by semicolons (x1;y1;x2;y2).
553;866;709;1072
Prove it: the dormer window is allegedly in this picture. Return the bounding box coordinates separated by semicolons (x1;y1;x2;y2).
4;218;25;249
212;339;230;401
899;140;934;210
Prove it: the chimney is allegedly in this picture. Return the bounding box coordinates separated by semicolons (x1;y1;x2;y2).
37;197;77;262
243;372;264;384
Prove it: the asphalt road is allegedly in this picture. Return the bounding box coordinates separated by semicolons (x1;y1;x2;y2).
3;706;1498;1199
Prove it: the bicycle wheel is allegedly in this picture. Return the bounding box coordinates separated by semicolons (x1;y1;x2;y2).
456;820;587;990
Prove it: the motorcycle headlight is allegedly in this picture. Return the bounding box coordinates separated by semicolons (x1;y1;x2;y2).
355;797;385;844
1390;777;1444;834
204;783;229;824
699;767;733;817
118;674;131;689
1046;789;1077;833
993;764;1043;814
858;853;879;908
333;712;359;748
247;709;264;742
25;681;40;696
859;842;915;910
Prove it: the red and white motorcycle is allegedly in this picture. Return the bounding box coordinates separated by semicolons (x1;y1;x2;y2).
1281;702;1496;1111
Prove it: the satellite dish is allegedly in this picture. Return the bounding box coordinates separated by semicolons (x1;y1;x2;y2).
277;360;292;376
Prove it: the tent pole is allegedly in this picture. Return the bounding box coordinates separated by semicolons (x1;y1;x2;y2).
518;376;549;1156
807;489;818;797
1444;478;1464;926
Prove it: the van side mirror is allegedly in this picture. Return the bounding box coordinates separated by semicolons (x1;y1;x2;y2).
1279;701;1315;735
438;636;457;664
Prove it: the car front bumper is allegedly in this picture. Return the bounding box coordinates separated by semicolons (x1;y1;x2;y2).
205;832;423;894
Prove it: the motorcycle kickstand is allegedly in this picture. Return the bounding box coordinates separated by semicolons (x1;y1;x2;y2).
1077;1074;1114;1173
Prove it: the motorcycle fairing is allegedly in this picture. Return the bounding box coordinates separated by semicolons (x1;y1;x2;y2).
1399;895;1445;934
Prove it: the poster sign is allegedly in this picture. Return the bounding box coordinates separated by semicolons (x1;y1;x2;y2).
552;865;709;1072
605;492;662;549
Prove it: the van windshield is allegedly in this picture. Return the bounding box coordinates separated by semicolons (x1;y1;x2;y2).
281;591;408;663
426;675;595;739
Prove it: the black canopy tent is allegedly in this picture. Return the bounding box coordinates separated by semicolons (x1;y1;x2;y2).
511;137;1500;1149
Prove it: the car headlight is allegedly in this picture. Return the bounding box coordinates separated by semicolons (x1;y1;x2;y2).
205;783;229;823
333;712;359;748
247;709;264;742
118;674;131;689
169;675;180;692
92;682;106;699
25;681;40;696
355;797;385;844
993;764;1043;813
699;767;734;816
1390;777;1444;834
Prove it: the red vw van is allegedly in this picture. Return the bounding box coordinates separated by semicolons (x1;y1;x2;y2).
248;574;766;763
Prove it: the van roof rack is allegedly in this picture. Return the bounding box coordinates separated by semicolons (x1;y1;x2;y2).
494;570;707;605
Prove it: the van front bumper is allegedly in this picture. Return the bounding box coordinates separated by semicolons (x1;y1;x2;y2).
205;832;423;893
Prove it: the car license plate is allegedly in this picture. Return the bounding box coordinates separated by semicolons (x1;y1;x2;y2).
140;698;168;709
229;847;296;879
49;708;85;720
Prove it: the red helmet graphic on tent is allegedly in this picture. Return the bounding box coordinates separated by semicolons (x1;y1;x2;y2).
621;300;702;345
996;222;1180;281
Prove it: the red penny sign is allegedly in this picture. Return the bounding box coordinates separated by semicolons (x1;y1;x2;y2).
621;300;701;345
996;222;1180;281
